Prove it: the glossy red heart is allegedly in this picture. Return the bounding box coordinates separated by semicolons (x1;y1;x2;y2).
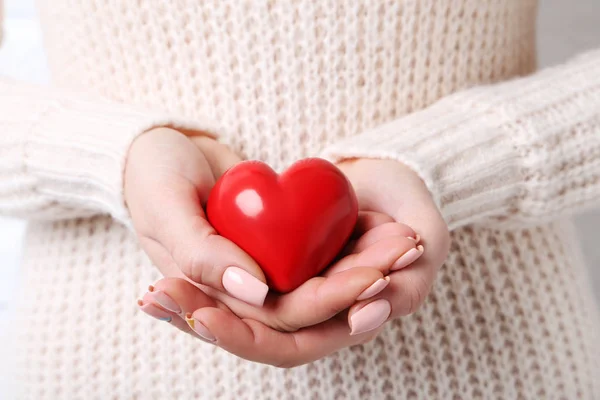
207;158;358;293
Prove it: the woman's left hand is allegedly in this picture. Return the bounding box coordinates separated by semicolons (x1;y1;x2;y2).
140;158;450;367
332;158;451;329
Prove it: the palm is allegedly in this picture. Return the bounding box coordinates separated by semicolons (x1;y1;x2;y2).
168;209;417;331
144;209;417;364
139;153;450;367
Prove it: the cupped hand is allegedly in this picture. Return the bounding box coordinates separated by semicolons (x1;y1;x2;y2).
125;127;270;306
140;209;423;367
335;158;450;325
139;157;445;368
127;129;424;339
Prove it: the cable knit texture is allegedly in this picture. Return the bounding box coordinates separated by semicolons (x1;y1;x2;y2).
1;1;599;399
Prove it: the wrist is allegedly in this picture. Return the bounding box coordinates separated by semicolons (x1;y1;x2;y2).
336;157;425;184
124;127;183;208
336;157;437;214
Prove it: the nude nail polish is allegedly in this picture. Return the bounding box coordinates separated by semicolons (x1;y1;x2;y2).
185;313;216;342
356;277;391;301
148;286;181;314
222;266;269;307
137;300;172;322
349;299;391;336
407;234;421;243
390;245;424;271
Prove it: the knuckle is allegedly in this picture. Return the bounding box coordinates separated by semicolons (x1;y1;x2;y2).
170;241;195;276
271;316;300;333
315;285;347;318
189;214;211;238
408;285;425;315
172;243;205;283
197;235;221;284
393;222;416;238
172;217;215;283
275;280;346;333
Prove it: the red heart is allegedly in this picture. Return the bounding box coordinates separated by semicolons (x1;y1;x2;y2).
207;158;358;293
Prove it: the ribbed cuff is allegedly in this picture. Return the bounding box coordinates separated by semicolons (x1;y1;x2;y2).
24;93;219;225
322;92;521;230
322;49;600;230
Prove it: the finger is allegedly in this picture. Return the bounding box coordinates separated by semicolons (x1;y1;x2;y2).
187;307;384;367
350;257;437;320
348;218;440;321
372;216;446;317
128;129;269;306
379;188;449;317
190;135;241;178
351;211;394;239
186;267;387;332
150;186;269;307
324;236;421;277
147;277;220;314
351;221;417;254
345;297;394;336
138;277;223;340
263;267;387;331
137;297;193;335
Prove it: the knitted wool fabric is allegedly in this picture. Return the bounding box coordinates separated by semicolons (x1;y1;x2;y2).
1;1;599;399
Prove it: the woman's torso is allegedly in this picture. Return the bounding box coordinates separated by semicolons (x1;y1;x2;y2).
9;1;600;399
37;0;537;168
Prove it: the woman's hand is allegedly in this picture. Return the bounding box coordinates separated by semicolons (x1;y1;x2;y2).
125;127;271;306
334;158;450;323
127;129;418;340
138;157;449;368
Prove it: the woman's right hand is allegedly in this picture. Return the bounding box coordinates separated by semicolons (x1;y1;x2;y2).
125;127;271;307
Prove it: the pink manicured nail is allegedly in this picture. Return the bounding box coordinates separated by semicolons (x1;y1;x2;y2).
185;313;216;342
148;286;181;314
349;299;391;335
137;300;172;322
356;277;390;301
390;245;424;271
222;266;269;307
408;234;421;243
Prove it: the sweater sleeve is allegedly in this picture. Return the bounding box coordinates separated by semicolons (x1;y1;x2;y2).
0;78;218;223
322;49;600;230
0;0;218;225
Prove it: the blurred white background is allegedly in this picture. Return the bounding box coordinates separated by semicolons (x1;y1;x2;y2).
0;0;49;337
0;0;598;357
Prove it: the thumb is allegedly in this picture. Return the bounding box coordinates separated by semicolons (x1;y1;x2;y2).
126;128;269;307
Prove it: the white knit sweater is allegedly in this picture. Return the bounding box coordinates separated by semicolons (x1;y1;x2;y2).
1;1;599;399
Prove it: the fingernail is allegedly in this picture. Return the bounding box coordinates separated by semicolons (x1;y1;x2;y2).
390;245;424;271
148;286;181;314
222;266;269;307
350;299;391;335
185;313;216;342
408;234;421;243
356;277;391;301
137;300;172;322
